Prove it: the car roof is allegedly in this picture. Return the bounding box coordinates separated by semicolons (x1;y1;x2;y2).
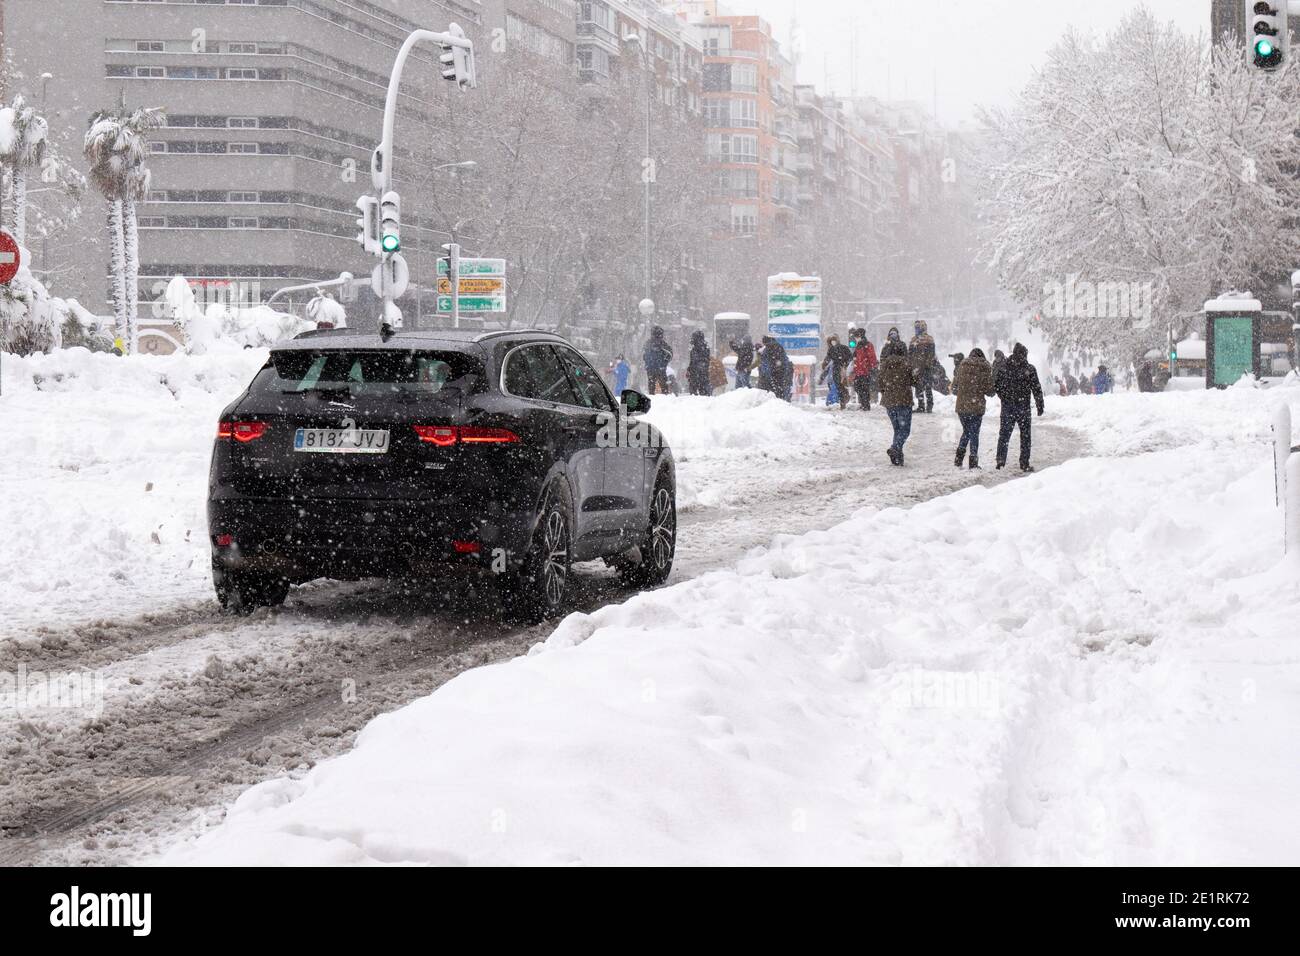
275;328;568;352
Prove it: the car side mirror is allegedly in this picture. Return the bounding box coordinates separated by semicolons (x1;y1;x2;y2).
621;389;651;416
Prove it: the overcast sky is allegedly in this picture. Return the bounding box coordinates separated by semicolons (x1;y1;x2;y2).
741;0;1211;124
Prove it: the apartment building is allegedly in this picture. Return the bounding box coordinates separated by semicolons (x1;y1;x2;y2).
1;0;516;346
664;5;794;239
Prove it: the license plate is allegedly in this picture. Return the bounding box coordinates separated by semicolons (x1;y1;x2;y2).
294;428;390;454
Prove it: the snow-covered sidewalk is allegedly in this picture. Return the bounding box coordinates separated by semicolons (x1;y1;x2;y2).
161;384;1300;866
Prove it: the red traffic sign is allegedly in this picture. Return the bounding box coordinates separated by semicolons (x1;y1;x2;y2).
0;231;20;285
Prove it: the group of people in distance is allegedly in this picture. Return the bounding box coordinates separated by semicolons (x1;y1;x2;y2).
624;320;1047;472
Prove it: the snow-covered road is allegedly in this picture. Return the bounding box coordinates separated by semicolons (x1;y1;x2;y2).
0;351;1080;864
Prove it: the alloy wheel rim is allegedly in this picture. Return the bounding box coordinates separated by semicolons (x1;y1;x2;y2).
542;507;568;606
649;487;675;570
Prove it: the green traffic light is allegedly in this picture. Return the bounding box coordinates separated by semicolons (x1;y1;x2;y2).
1256;38;1275;57
381;233;400;253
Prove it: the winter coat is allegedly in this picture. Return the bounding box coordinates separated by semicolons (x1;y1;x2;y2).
764;340;792;383
612;360;630;395
991;353;1007;384
879;344;915;409
909;332;937;372
1093;369;1114;394
732;337;755;375
852;341;878;380
823;342;853;376
709;356;728;389
952;352;995;416
994;345;1045;414
687;338;711;393
643;334;672;373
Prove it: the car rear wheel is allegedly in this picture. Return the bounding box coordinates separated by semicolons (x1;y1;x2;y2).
499;480;573;623
214;568;289;615
617;473;676;589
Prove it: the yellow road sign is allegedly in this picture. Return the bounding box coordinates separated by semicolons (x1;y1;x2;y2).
437;276;504;295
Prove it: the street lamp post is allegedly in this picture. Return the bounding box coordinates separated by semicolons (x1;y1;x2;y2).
623;32;653;305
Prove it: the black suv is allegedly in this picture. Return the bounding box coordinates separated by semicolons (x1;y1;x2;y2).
208;329;675;619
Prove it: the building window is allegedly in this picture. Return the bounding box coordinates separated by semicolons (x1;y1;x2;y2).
228;143;259;154
138;217;165;228
135;41;164;52
149;141;167;153
226;68;258;80
147;191;168;202
137;66;165;78
731;99;758;129
731;64;757;93
227;116;259;129
228;191;259;202
227;42;259;54
228;217;259;229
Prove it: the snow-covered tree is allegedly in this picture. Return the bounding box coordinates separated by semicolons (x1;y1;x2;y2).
83;105;164;354
0;94;48;246
978;7;1300;361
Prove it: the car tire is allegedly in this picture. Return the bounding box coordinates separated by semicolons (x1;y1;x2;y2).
215;568;289;615
617;472;676;590
499;480;573;623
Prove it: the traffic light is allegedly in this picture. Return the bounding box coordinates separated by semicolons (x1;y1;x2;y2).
1247;1;1289;70
379;191;401;254
1170;347;1178;362
355;195;381;256
439;23;477;91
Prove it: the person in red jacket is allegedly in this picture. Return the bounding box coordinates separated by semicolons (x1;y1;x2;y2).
850;328;879;411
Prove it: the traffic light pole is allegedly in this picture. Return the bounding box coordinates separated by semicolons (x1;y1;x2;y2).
367;25;475;331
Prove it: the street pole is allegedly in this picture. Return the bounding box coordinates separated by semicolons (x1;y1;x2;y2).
644;43;652;305
369;25;474;331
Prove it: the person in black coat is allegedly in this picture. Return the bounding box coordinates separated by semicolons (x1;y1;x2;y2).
761;336;793;401
993;342;1045;472
643;327;673;396
730;334;755;389
687;330;712;396
820;335;853;409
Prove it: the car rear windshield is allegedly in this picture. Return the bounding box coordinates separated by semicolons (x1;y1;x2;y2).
260;349;483;398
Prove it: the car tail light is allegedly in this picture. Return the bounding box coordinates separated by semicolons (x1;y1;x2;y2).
413;425;458;446
452;540;481;554
413;426;520;446
458;427;520;444
215;534;235;547
218;421;268;443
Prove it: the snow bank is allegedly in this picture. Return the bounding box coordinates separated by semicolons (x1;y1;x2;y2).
0;348;268;636
640;388;850;509
161;393;1300;865
1048;380;1300;457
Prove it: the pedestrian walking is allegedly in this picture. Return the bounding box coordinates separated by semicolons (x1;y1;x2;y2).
880;334;915;466
951;348;994;470
687;330;712;396
851;328;878;411
761;336;793;402
1092;364;1114;394
610;354;631;397
909;320;937;412
643;327;673;396
991;349;1007;386
820;334;853;410
730;334;755;389
993;342;1045;473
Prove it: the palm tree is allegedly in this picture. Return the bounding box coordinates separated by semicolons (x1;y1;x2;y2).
84;104;163;353
0;94;49;247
